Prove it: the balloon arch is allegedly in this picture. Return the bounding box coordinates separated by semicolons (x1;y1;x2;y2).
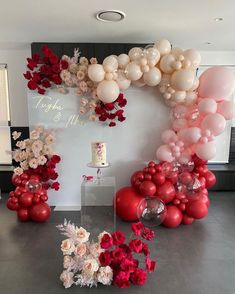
24;39;235;227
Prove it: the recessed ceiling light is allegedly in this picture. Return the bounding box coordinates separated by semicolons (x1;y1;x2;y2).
205;42;212;45
96;10;125;22
214;17;223;22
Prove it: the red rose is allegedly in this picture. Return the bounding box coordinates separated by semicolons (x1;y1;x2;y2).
118;98;127;108
109;121;116;127
32;53;40;63
52;64;60;74
47;161;56;169
108;113;116;120
131;222;143;236
28;80;38;90
118;115;126;122
99;115;107;122
105;102;115;110
111;247;126;261
113;271;130;288
32;73;41;83
141;227;155;241
27;58;37;70
99;251;112;266
119;244;131;255
50;55;59;65
141;243;150;256
95;106;103;115
40;64;52;76
112;230;125;245
52;74;62;85
145;257;156;273
100;233;113;249
42;79;51;88
117;93;124;102
120;258;138;273
51;181;60;191
42;45;53;57
60;60;69;70
23;71;32;80
50;172;58;180
131;268;147;286
37;87;46;95
51;155;61;164
116;109;124;116
129;239;143;253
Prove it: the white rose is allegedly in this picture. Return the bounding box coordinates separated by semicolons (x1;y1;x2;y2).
89;243;104;258
63;256;74;269
75;227;90;243
14;167;23;176
60;270;74;289
16;140;26;150
97;266;113;285
37;155;47;166
45;134;55;145
74;243;87;257
83;258;99;275
29;158;38;169
30;130;40;140
61;239;75;255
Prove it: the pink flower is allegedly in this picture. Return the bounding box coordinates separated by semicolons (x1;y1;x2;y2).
80;98;88;106
141;243;150;256
76;88;83;96
79;107;87;114
120;258;138;273
60;270;74;289
79;81;88;93
112;230;125;246
111;247;126;261
12;131;21;141
131;268;147;286
90;57;98;64
79;57;89;66
129;239;143;253
141;227;155;241
113;271;130;288
131;222;143;236
77;70;85;81
145;257;156;273
100;233;113;249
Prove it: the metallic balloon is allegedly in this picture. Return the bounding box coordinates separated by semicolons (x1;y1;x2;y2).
25;179;42;193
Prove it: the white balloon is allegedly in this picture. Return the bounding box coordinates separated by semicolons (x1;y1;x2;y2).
97;80;119;103
185;91;197;105
125;62;143;81
183;49;201;69
190;77;199;91
159;74;171;86
171;69;195;91
160;54;175;73
171;47;184;58
88;64;105;82
154;39;171;56
115;70;131;90
143;67;161;86
171;91;186;103
146;48;160;63
132;77;146;87
128;47;143;61
103;56;118;72
117;54;130;69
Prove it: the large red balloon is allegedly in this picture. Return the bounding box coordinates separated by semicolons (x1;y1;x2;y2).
182;214;194;225
19;192;34;208
7;198;19;211
29;203;51;222
204;171;216;188
17;208;30;222
186;200;208;219
139;181;156;196
115;187;144;221
131;171;144;187
162;205;183;228
152;172;165;186
156;181;175;204
192;154;208;167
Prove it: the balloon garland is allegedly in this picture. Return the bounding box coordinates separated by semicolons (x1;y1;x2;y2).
24;39;235;227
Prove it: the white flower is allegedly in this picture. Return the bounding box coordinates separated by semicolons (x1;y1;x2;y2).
80;98;88;107
79;57;88;66
63;256;73;269
37;155;47;166
89;242;104;257
61;239;75;255
77;70;85;81
18;151;27;161
69;63;78;74
90;57;98;64
34;126;44;134
61;55;71;63
32;140;43;153
74;243;87;257
14;167;23;176
60;70;71;81
43;145;52;156
16;140;26;150
12;131;21;141
98;231;111;243
75;227;90;244
89;115;98;122
20;160;29;170
45;134;55;145
97;266;113;285
30;130;40;140
60;270;74;289
83;258;99;275
78;65;88;73
76;89;83;96
29;158;38;169
79;107;87;114
13;150;21;162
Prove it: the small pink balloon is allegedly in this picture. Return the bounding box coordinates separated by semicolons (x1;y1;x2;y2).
171;105;188;119
201;113;226;136
156;145;174;162
198;66;235;100
195;141;216;160
161;129;178;143
172;118;188;131
198;98;217;114
178;127;201;145
217;100;235;120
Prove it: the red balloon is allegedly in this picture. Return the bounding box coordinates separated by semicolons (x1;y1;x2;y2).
20;173;29;180
156;181;175;204
33;195;41;204
148;161;156;168
40;195;48;202
29;174;41;182
144;173;152;181
19;192;34;208
139;181;156;196
21;179;28;187
14;177;22;186
192;154;208;167
17;208;30;222
131;171;144;187
186;200;208;219
7;198;19;211
115;187;144;221
175;192;186;200
194;165;208;177
152;172;165;186
182;214;194;225
148;167;156;175
143;167;149;173
162;205;183;228
12;174;20;186
179;172;192;185
167;171;178;184
9;191;15;198
155;164;162;172
198;176;206;190
178;203;186;212
29;203;51;222
204;171;216;188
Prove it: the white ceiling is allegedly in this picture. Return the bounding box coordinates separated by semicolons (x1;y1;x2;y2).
0;0;235;50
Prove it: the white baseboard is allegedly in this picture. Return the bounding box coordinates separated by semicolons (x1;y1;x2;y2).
54;206;81;211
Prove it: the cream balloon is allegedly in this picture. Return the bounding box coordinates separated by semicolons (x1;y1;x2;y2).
125;62;143;81
185;91;197;105
103;56;118;73
146;48;160;63
88;64;105;82
117;54;130;69
171;91;186;103
154;39;171;56
171;47;184;58
190;77;199;91
132;77;146;87
171;69;195;91
97;80;120;103
115;70;131;90
128;47;143;61
143;67;161;86
159;74;171;86
183;49;201;69
160;54;175;74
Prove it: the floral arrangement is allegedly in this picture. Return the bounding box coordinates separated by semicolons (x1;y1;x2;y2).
57;220;156;288
12;127;61;190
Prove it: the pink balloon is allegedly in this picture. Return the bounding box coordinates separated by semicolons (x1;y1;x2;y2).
198;66;235;100
161;129;178;143
171;105;188;119
195;141;216;160
178;127;201;145
172;118;188;131
198;98;217;114
201;113;226;136
217;100;235;120
156;145;174;162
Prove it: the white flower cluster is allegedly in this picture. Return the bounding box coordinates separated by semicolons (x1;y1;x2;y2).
57;220;113;288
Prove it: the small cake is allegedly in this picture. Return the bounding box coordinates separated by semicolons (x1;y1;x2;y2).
91;142;107;166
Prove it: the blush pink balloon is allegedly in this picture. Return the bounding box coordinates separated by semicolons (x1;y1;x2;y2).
217;100;235;120
198;66;235;100
156;145;174;162
171;105;188;119
178;127;201;145
161;129;178;143
172;118;188;131
195;141;216;160
198;98;217;114
201;113;226;136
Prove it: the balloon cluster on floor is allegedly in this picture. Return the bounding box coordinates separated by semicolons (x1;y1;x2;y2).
7;173;51;222
115;156;216;228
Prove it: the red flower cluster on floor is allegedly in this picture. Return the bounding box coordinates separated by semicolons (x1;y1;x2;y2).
98;222;156;288
24;45;64;94
95;93;127;127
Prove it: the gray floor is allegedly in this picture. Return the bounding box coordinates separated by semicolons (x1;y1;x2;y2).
0;192;235;294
